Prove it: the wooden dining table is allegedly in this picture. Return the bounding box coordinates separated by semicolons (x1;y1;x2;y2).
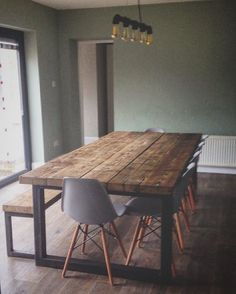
19;131;201;283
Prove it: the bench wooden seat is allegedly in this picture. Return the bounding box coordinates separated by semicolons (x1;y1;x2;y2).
2;189;61;259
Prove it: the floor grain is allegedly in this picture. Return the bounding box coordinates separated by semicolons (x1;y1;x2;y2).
0;173;236;293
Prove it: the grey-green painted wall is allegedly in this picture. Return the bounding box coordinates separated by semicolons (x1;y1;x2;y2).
59;1;236;152
0;0;63;162
1;0;236;161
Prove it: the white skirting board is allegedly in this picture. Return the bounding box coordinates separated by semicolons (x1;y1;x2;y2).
197;166;236;175
32;162;44;169
84;136;99;145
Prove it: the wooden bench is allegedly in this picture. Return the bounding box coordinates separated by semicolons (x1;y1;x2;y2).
2;189;61;259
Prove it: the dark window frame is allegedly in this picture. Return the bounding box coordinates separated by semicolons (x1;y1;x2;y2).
0;27;31;188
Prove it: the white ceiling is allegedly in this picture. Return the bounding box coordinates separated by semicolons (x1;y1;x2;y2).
32;0;205;10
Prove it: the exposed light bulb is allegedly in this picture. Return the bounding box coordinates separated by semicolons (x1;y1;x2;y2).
146;26;153;45
140;31;146;43
130;21;139;42
121;26;130;41
146;34;153;45
139;23;146;44
111;24;120;38
111;14;121;39
131;29;140;42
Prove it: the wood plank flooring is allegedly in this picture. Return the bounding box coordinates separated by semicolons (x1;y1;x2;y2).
0;173;236;293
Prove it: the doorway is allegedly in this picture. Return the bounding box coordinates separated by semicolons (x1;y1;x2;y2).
0;27;31;188
78;41;114;145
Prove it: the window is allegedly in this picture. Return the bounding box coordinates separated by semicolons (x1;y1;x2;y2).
0;27;31;188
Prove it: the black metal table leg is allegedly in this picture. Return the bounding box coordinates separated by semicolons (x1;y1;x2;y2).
31;186;173;284
33;185;47;261
161;195;173;282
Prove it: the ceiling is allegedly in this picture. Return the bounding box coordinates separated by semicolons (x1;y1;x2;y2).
32;0;205;10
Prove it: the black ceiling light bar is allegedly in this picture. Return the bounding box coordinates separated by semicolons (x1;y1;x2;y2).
111;1;153;45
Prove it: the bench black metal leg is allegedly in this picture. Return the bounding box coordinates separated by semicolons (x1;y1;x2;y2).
4;212;34;259
5;212;13;256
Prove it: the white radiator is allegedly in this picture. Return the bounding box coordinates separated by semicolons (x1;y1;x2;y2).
198;136;236;173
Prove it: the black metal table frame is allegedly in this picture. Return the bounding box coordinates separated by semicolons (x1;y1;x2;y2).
32;184;173;284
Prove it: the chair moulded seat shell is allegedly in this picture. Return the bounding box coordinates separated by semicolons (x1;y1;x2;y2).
62;178;126;225
61;178;127;285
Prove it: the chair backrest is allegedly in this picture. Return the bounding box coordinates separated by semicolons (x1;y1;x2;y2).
125;196;161;216
173;163;196;212
181;162;196;185
125;163;196;216
186;162;195;171
202;134;209;140
62;178;118;225
196;141;205;151
189;150;202;163
145;128;165;133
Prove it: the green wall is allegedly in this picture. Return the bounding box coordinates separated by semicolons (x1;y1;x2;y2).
59;1;236;152
0;0;63;162
1;0;236;161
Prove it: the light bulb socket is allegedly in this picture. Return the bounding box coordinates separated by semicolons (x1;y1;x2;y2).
139;23;147;33
112;14;122;24
147;26;153;34
130;20;139;30
122;17;130;28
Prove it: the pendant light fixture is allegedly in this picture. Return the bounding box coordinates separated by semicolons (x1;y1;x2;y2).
111;0;153;45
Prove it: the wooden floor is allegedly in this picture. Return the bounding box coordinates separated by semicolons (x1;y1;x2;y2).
0;173;236;293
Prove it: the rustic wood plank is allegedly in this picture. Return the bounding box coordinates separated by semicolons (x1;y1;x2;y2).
2;189;61;214
19;132;201;196
19;132;142;186
82;132;163;184
108;134;201;195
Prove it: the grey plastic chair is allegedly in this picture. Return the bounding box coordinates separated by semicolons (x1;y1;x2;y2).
145;127;165;133
189;149;202;203
184;161;198;213
196;141;205;152
202;134;209;141
189;150;202;164
61;178;127;285
124;163;196;272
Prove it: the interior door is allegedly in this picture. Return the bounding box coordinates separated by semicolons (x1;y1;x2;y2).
0;27;31;188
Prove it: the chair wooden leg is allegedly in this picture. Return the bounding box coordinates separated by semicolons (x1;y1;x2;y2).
81;224;89;254
192;168;198;191
100;226;113;285
126;218;142;266
62;224;80;278
181;198;188;214
185;193;193;212
173;227;183;254
188;184;196;213
110;221;127;258
171;259;177;278
173;213;184;251
180;203;190;233
137;216;149;247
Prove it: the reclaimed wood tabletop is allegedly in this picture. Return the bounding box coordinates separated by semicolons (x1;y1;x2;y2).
19;131;201;196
